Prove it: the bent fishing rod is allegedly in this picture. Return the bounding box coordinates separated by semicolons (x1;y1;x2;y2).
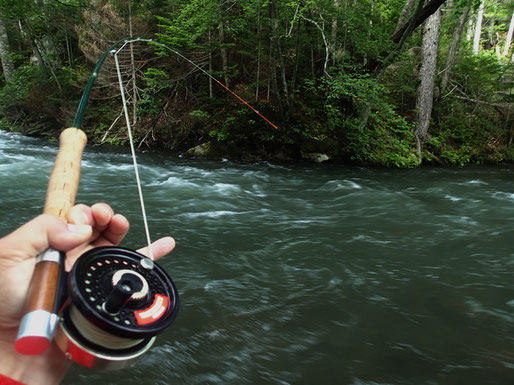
14;37;276;370
14;38;180;370
15;38;277;369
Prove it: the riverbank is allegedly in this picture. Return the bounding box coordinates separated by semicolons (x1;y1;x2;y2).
1;53;512;168
2;122;513;168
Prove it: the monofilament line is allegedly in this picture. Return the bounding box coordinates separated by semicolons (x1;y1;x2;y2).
113;47;154;261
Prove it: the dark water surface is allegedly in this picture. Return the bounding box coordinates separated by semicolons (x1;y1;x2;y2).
1;131;513;385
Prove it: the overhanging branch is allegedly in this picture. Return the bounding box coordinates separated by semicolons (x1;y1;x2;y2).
391;0;447;43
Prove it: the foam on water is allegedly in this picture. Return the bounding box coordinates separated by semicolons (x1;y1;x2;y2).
444;194;462;202
465;179;488;185
148;175;200;189
179;210;243;219
322;179;363;191
493;191;514;201
212;183;241;195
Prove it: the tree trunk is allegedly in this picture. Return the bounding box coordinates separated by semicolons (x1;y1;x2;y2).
270;0;290;120
341;0;348;67
503;11;514;57
22;19;62;91
473;1;484;55
466;17;473;41
266;41;272;102
363;0;374;66
268;0;284;117
440;2;471;96
358;0;429;132
128;0;138;126
393;0;416;38
485;16;498;56
301;16;330;76
0;15;14;82
20;20;44;67
255;0;262;101
219;20;229;87
331;0;339;62
415;7;442;164
208;29;213;98
64;28;72;65
268;37;282;114
290;22;301;93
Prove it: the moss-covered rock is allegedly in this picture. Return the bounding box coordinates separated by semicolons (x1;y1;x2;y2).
301;152;331;163
185;141;240;159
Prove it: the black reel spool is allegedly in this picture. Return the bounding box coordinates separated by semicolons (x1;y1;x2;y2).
55;246;179;370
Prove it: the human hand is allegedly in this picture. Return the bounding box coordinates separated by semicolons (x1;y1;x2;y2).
0;203;175;385
66;203;175;270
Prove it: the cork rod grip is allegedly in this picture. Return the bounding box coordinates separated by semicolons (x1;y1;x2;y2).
44;127;88;219
15;128;87;355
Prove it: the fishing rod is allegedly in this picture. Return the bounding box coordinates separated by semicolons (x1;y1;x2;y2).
14;36;276;369
14;38;180;370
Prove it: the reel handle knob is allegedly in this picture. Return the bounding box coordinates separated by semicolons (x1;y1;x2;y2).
104;274;144;314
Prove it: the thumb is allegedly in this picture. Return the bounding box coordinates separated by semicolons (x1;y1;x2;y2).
2;214;93;260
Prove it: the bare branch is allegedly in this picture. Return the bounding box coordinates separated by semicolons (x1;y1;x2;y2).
300;16;331;78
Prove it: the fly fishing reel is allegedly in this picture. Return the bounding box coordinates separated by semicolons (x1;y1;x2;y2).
54;246;179;369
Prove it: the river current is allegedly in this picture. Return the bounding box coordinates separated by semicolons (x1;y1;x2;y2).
1;130;513;385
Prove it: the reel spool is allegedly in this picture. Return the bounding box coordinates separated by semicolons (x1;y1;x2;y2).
54;246;179;370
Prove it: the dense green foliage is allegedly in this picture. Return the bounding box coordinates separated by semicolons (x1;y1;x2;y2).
0;0;512;166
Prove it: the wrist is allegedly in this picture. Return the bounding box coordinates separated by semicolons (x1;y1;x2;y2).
0;327;70;385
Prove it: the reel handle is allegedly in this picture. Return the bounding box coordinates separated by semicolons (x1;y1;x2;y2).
15;128;87;355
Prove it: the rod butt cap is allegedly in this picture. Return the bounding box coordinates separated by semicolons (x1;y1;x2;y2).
14;310;59;355
14;336;51;355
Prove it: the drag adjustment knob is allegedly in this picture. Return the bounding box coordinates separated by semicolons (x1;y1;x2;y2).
103;273;143;314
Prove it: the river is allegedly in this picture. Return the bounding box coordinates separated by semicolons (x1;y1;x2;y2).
1;130;513;385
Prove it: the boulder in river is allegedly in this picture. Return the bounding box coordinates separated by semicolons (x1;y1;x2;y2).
301;152;331;163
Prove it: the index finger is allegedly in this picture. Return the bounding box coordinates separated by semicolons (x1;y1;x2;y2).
90;203;115;231
92;213;130;247
68;204;93;226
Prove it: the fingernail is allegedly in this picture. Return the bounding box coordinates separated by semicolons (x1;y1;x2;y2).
68;224;92;234
70;211;89;225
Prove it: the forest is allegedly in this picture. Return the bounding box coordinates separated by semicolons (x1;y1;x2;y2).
0;0;513;167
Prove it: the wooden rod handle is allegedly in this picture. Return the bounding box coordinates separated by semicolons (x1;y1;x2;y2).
15;127;87;355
